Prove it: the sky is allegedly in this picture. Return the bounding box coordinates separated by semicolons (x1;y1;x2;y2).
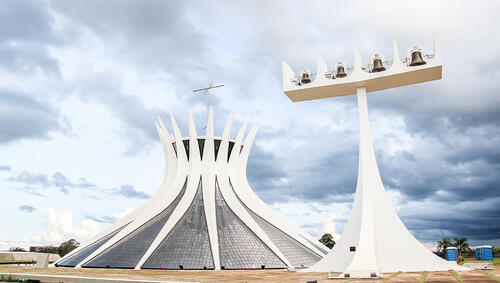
1;0;499;251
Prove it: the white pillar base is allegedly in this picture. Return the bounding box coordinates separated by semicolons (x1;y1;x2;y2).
305;87;468;276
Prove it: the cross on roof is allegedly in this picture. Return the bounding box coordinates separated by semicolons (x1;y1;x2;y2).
193;80;224;127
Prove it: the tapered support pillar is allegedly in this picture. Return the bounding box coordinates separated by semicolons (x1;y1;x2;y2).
306;87;468;277
345;87;380;274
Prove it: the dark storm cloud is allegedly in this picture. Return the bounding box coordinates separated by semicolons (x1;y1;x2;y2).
247;144;288;191
291;144;358;201
19;205;36;213
112;185;150;199
0;0;60;74
401;196;500;241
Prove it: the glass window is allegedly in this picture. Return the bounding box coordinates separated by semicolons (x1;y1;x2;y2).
56;224;128;267
83;178;188;268
229;178;322;267
300;236;328;255
216;178;286;269
198;139;205;159
214;139;221;161
142;177;214;269
182;140;189;160
171;142;177;157
227;141;235;162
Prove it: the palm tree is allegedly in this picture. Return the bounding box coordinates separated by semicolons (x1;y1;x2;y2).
453;237;471;257
437;237;453;252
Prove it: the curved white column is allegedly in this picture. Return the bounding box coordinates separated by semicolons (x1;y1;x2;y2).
55;110;327;270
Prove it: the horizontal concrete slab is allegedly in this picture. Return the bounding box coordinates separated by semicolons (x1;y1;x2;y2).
0;272;197;283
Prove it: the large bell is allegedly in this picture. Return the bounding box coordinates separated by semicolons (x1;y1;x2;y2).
409;50;426;66
300;72;311;84
371;54;386;72
335;64;347;78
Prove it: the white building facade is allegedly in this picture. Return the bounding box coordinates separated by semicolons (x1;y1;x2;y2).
54;109;328;270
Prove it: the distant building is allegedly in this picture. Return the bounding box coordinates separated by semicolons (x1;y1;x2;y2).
29;246;56;253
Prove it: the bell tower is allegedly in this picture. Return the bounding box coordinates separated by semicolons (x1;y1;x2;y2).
281;33;468;278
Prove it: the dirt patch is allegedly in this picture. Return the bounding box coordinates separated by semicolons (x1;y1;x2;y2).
0;266;327;282
411;270;454;283
1;266;499;282
456;270;496;282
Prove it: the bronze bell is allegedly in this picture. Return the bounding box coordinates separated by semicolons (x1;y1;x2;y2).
409;50;426;66
336;65;347;78
300;72;311;84
371;58;386;72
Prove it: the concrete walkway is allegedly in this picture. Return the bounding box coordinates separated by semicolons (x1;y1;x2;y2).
0;273;196;283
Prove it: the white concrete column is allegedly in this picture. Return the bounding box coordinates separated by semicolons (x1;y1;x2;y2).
343;87;379;274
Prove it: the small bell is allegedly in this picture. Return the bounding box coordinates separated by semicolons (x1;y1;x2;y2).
409;45;426;66
300;70;311;84
371;53;386;73
335;62;347;78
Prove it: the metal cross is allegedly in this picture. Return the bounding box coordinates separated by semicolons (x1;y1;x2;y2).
193;79;224;127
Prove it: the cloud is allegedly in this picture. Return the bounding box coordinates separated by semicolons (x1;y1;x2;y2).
0;165;11;171
43;208;101;244
18;186;47;197
247;143;289;197
19;205;36;213
0;208;102;249
7;171;96;194
6;170;151;200
0;90;66;143
85;206;134;224
112;185;150;199
50;0;209;75
84;215;115;224
7;172;51;187
51;172;96;194
112;206;133;220
0;0;499;247
322;215;340;241
0;0;61;74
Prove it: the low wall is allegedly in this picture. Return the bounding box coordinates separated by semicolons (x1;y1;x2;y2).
0;252;60;263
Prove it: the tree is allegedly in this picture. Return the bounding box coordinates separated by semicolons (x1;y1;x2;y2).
9;247;26;252
319;233;336;249
57;239;80;257
437;237;453;252
453;237;471;257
